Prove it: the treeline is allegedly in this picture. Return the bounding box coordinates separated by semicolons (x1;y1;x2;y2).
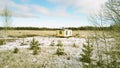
0;26;113;30
0;27;58;30
66;26;113;30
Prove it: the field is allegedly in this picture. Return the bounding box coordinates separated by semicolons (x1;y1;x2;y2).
0;36;86;68
0;30;110;38
0;30;118;68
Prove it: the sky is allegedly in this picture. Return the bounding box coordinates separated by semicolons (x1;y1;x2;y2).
0;0;108;28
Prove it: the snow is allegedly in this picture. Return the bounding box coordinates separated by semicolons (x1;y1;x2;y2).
0;36;85;50
0;36;117;68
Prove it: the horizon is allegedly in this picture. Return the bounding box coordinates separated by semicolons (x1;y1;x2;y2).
0;25;111;29
0;0;108;28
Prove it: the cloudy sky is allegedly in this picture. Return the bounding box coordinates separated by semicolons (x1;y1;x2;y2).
0;0;108;28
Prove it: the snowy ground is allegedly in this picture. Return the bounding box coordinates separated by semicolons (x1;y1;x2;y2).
0;36;117;68
0;36;86;50
0;36;87;68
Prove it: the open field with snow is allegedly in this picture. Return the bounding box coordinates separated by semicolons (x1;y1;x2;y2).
0;36;86;68
0;30;119;68
0;36;117;68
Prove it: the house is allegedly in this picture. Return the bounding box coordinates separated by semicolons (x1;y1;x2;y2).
56;29;72;37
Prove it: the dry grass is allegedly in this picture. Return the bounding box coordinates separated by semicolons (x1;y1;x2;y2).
7;30;56;37
0;36;85;68
0;39;16;45
0;47;81;68
0;30;111;38
73;30;111;38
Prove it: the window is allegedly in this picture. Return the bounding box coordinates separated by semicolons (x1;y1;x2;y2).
66;31;68;35
70;31;71;35
59;31;62;34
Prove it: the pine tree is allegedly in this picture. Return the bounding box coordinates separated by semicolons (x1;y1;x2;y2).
13;48;19;53
50;40;55;46
57;40;63;47
56;41;65;56
56;47;65;56
80;38;94;68
30;38;39;50
30;38;40;55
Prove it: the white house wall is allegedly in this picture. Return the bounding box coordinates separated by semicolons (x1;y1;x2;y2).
64;30;72;37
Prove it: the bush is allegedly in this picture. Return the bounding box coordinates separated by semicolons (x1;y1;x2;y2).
50;40;55;46
30;38;40;55
56;47;65;56
0;40;5;45
30;38;40;50
67;56;71;60
57;40;63;47
0;39;16;46
20;42;26;46
73;43;78;48
80;39;94;67
13;48;19;53
33;47;39;55
20;39;27;46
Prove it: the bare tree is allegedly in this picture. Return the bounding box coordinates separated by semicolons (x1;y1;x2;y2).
88;0;120;67
105;0;120;29
104;0;120;67
1;7;12;44
89;10;111;68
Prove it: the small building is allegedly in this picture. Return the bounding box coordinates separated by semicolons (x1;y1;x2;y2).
56;29;72;37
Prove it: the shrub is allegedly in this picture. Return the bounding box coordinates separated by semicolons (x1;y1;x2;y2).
0;39;5;45
50;40;55;46
73;43;78;48
80;39;94;67
30;38;40;55
30;38;40;50
0;39;15;46
67;56;70;60
56;47;65;56
20;42;26;46
56;41;66;56
20;39;26;46
13;48;19;53
33;47;39;55
57;40;63;47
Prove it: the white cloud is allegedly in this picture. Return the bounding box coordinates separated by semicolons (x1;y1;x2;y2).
0;0;36;17
32;5;50;16
0;0;108;18
0;0;70;17
75;0;108;15
31;4;72;17
0;0;9;10
0;0;75;17
47;0;108;15
52;6;71;17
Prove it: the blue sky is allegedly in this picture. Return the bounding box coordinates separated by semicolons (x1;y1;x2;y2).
0;0;108;28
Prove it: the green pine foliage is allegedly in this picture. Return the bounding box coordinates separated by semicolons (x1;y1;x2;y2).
56;41;65;56
13;48;19;53
50;40;55;46
30;38;40;50
33;47;39;55
57;40;63;47
29;38;40;55
56;47;65;56
73;43;79;48
0;40;5;45
80;39;94;67
20;39;26;46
